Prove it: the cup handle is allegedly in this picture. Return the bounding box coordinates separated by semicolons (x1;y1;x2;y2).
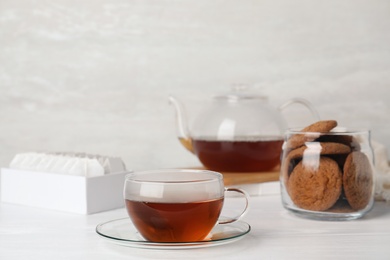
218;187;250;225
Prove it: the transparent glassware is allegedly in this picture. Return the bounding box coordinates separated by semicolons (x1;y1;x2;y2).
280;128;375;220
169;89;319;172
124;169;250;242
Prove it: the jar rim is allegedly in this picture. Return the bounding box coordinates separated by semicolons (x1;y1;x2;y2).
286;127;370;135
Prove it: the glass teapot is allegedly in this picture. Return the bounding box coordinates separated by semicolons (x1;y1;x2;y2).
169;89;319;172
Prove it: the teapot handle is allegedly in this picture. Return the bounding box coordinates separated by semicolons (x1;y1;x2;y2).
278;98;320;121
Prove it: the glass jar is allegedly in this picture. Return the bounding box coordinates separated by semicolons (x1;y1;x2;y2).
280;128;375;220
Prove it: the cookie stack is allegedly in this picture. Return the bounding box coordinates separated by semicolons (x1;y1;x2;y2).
281;120;374;213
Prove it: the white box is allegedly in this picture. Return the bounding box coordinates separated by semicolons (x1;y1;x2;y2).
0;168;128;214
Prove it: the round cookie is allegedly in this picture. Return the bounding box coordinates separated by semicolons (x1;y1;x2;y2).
289;142;351;160
281;142;351;188
288;157;342;211
315;134;361;151
287;120;338;150
343;151;373;210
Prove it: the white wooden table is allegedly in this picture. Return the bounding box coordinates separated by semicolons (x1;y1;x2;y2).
1;182;390;260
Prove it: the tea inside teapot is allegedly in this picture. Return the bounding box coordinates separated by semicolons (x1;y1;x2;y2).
189;136;284;172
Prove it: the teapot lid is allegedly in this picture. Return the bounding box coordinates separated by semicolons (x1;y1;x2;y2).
213;85;268;102
213;90;268;102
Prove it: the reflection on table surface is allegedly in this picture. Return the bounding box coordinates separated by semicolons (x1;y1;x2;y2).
1;184;390;260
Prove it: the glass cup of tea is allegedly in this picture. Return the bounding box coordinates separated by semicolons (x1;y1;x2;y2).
280;128;375;220
124;169;250;242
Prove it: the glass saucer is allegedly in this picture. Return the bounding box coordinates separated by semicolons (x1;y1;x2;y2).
96;217;251;249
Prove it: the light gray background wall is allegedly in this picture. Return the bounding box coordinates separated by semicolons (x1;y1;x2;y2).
1;0;389;171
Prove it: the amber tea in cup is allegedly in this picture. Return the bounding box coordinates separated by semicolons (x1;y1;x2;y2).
124;169;249;242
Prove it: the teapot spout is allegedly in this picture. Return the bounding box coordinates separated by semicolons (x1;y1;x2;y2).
168;95;194;153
